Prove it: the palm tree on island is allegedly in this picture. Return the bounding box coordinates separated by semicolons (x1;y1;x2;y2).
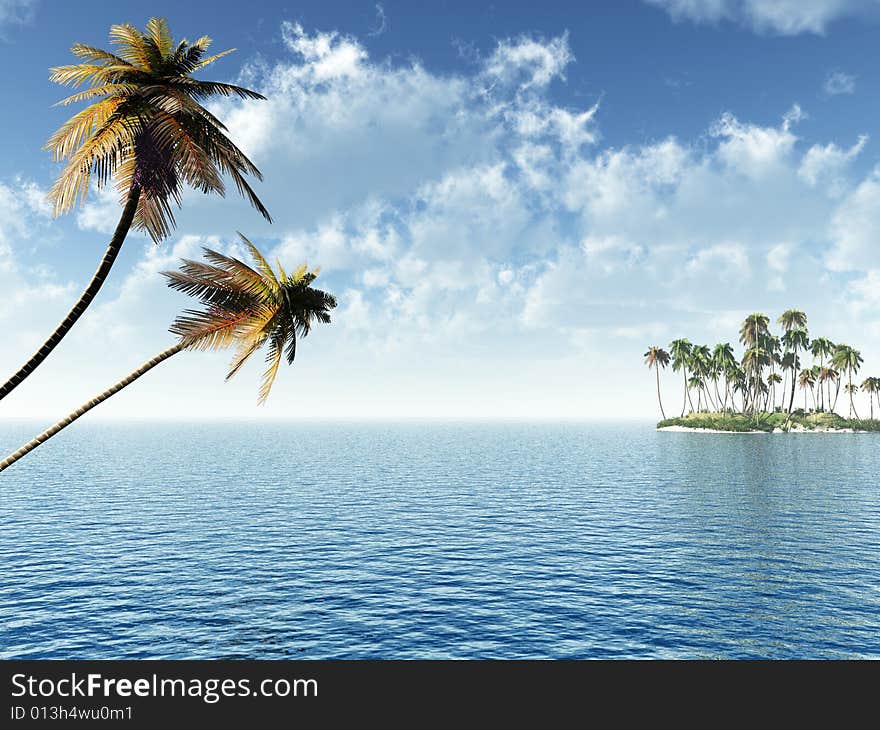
669;339;694;416
863;377;880;420
644;346;671;420
811;337;835;411
0;18;270;404
647;310;879;432
798;368;816;413
0;237;336;473
832;345;864;420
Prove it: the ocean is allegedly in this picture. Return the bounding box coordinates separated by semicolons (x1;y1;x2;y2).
2;420;878;658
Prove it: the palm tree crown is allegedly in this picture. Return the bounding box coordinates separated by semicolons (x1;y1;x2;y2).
778;309;807;333
47;17;271;241
644;346;670;370
164;234;337;403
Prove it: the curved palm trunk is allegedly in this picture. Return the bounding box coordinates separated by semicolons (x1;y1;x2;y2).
848;370;858;420
655;367;666;420
0;342;181;473
787;348;797;414
680;369;688;417
0;185;141;403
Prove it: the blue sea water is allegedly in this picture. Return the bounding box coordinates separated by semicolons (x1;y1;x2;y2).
1;420;878;659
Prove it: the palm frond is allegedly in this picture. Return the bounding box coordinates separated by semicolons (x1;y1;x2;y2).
258;333;285;405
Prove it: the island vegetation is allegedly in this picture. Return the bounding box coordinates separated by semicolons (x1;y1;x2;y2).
644;310;880;432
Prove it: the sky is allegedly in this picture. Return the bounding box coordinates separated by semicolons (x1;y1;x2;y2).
1;0;880;420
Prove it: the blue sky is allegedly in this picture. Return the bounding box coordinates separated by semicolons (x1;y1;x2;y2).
1;0;880;419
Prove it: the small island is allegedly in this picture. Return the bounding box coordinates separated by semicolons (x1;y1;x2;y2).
645;310;880;433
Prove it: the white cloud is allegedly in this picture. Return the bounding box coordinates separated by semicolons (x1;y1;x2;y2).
766;242;793;272
0;0;35;35
824;70;856;95
710;106;801;178
686;243;749;277
848;269;880;312
798;135;867;190
644;0;880;35
482;33;573;89
826;170;880;271
76;186;126;234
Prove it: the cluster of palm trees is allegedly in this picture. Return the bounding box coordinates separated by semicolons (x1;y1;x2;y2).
1;19;336;473
645;310;879;422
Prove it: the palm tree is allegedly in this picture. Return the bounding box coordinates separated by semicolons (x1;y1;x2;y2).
669;338;694;416
778;309;807;334
644;346;671;419
0;237;335;473
781;327;809;413
688;374;704;411
691;345;716;411
862;377;879;420
0;18;270;403
712;343;736;412
768;372;783;410
739;313;769;416
831;345;863;419
844;384;861;419
819;367;840;414
810;337;835;411
729;364;746;413
798;368;816;413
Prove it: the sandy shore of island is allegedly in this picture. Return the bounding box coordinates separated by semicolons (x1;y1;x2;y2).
658;425;766;433
658;425;871;433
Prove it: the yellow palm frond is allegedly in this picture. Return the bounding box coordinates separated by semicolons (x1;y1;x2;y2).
195;48;235;70
237;233;279;291
45;97;121;160
48;63;124;88
69;43;133;67
226;331;268;381
145;17;174;57
109;23;155;68
54;84;135;107
258;335;285;405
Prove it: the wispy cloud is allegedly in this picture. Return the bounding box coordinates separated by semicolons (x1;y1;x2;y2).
824;70;856;95
644;0;880;36
0;0;36;37
368;3;387;37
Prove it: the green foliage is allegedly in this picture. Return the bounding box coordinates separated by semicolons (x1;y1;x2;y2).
657;412;880;432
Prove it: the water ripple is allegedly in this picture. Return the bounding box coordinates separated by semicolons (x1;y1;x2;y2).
1;421;878;658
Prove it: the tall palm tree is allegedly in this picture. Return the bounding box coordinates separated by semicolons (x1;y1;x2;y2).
0;18;270;403
810;337;835;411
831;345;863;419
644;346;670;419
729;364;746;413
782;327;809;413
862;377;879;420
691;345;716;411
0;237;335;473
739;313;769;416
798;368;816;413
669;338;694;416
688;374;704;411
778;309;807;334
819;367;840;414
712;343;736;412
844;384;861;419
768;372;783;411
